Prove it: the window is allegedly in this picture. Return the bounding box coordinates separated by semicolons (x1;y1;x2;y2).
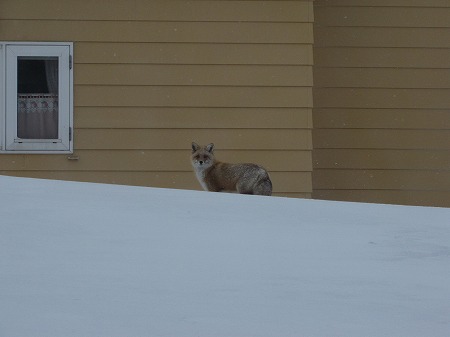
0;42;73;153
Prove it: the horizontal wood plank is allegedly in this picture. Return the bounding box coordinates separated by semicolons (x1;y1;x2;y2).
75;107;312;129
315;6;450;27
0;150;312;172
313;109;450;129
0;0;313;22
314;68;450;89
314;149;450;170
314;27;450;48
313;129;450;150
313;169;450;190
76;64;313;87
274;172;312;192
75;86;313;108
314;88;450;109
75;129;312;150
75;42;313;65
0;20;313;44
314;47;450;69
315;0;450;7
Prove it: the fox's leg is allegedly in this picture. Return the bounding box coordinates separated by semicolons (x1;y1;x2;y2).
252;178;272;196
236;181;255;195
206;181;224;193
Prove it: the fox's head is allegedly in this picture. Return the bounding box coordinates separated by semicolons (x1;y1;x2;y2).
191;142;215;169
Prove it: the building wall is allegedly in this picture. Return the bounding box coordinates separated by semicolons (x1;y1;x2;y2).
0;0;314;197
313;0;450;206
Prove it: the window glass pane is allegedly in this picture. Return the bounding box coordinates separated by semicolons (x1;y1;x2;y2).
17;57;58;139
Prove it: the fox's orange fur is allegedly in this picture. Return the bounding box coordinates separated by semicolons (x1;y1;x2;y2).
191;142;272;196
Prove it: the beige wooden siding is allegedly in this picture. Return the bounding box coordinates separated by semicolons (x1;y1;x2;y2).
313;0;450;206
0;0;314;198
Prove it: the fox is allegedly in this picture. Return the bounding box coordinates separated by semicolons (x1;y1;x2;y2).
191;142;272;196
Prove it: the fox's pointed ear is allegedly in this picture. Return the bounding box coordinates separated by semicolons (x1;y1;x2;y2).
206;143;215;153
192;142;200;153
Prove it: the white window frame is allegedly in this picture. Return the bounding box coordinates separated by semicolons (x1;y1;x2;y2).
0;42;73;153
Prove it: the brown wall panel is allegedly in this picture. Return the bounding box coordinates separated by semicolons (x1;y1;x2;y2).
315;6;450;27
314;47;450;69
315;1;450;7
313;1;450;206
315;27;450;48
0;20;312;44
75;86;313;108
315;88;450;109
314;170;450;190
76;64;313;87
314;109;450;129
75;108;312;129
74;129;312;150
313;129;450;150
314;149;450;170
314;68;450;89
0;0;312;22
75;43;313;66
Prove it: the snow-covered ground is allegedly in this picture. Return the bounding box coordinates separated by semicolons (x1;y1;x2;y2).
1;175;449;337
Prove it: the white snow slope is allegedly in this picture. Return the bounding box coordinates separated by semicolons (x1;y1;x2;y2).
1;175;450;337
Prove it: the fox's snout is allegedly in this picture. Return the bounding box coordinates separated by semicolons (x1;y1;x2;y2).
193;155;211;167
